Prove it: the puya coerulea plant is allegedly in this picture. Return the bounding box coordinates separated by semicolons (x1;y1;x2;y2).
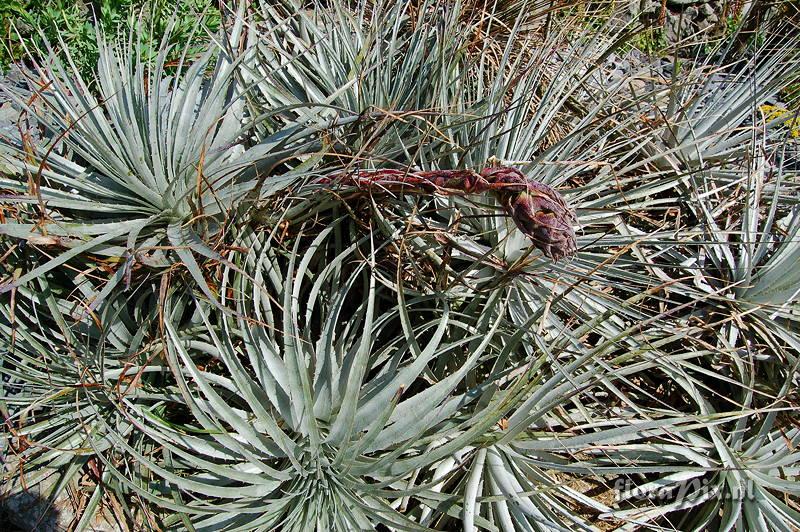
1;1;798;530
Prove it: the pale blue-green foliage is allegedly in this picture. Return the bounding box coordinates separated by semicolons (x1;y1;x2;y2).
1;1;799;531
0;8;319;306
0;20;251;305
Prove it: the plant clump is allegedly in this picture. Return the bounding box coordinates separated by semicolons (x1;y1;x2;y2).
0;1;798;530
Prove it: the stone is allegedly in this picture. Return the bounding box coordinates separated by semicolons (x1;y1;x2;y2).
664;16;682;43
640;0;662;16
1;456;120;531
0;479;70;532
0;102;19;122
700;2;716;17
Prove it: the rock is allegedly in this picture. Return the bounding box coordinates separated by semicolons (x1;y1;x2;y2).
0;65;41;147
700;2;716;18
664;15;682;44
621;0;733;49
696;17;715;30
0;478;73;532
1;455;121;531
0;102;18;123
639;0;662;17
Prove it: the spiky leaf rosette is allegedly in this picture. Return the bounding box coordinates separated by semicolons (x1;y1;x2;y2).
0;11;326;308
72;216;584;530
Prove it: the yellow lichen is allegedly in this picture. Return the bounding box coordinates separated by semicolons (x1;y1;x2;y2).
760;104;800;138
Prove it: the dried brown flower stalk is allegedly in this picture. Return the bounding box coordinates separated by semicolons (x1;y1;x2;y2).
324;165;577;260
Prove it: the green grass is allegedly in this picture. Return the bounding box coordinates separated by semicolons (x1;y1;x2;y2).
0;0;220;76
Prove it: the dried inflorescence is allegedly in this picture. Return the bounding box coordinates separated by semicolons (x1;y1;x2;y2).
480;167;577;260
327;165;577;260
